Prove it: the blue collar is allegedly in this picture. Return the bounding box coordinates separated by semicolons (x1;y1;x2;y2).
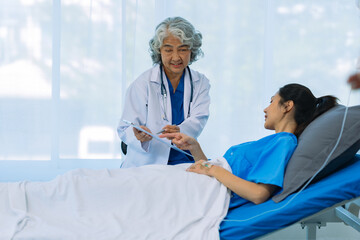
166;71;185;94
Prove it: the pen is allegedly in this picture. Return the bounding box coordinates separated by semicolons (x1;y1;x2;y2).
156;129;165;134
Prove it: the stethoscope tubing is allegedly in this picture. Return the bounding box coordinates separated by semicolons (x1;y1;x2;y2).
159;64;194;120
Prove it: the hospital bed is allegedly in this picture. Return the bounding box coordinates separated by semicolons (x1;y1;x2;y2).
220;154;360;240
298;196;360;240
1;105;359;239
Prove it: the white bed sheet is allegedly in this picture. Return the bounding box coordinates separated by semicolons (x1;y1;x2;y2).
0;158;230;240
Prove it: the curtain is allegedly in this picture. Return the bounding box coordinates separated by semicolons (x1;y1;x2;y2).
0;0;359;181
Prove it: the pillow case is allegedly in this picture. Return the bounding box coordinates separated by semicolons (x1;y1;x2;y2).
273;104;360;203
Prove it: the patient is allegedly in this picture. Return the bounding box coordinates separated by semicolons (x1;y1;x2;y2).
161;83;337;208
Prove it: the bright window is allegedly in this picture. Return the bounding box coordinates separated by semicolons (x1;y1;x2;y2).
0;0;359;181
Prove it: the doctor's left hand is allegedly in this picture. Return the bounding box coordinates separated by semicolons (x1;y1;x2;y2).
133;126;153;143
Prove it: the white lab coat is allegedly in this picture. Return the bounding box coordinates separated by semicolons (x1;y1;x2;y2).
117;64;211;168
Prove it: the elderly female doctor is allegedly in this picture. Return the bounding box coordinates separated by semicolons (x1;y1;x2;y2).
117;17;211;168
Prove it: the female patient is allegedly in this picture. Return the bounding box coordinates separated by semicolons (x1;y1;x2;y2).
161;83;337;207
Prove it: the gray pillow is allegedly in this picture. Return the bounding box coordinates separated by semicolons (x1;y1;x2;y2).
272;105;360;203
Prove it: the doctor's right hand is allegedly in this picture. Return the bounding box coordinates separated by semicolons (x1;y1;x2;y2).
133;126;153;143
161;125;180;134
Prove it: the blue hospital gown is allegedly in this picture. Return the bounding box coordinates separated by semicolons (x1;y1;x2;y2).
223;132;297;210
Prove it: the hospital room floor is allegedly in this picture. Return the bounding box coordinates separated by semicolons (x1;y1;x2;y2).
261;223;360;240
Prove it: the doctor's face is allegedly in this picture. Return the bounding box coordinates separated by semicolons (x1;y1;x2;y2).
160;34;191;79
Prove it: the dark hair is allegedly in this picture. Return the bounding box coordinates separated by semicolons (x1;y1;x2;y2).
278;83;338;137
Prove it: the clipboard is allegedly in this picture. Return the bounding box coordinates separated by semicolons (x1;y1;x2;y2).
122;119;194;158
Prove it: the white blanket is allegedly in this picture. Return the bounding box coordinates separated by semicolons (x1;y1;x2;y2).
0;158;231;240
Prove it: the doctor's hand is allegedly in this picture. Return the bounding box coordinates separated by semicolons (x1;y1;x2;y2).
348;73;360;89
161;125;180;134
133;126;153;143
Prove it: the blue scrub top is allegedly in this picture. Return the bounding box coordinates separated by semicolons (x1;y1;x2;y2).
223;132;297;209
166;72;194;165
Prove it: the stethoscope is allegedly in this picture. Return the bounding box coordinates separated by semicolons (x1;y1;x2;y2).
159;64;194;121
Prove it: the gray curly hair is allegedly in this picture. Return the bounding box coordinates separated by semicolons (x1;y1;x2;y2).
149;17;204;65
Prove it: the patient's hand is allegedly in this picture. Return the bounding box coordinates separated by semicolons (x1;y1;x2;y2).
160;133;207;161
186;160;213;176
159;132;198;151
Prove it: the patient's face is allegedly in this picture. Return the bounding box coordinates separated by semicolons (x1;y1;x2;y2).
263;93;285;130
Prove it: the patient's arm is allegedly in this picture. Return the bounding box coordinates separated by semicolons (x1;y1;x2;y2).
187;162;277;205
159;132;207;161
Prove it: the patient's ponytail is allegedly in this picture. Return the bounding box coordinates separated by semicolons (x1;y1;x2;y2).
278;84;338;137
313;96;338;120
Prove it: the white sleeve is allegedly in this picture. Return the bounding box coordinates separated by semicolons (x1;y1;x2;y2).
179;74;211;138
117;79;151;152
